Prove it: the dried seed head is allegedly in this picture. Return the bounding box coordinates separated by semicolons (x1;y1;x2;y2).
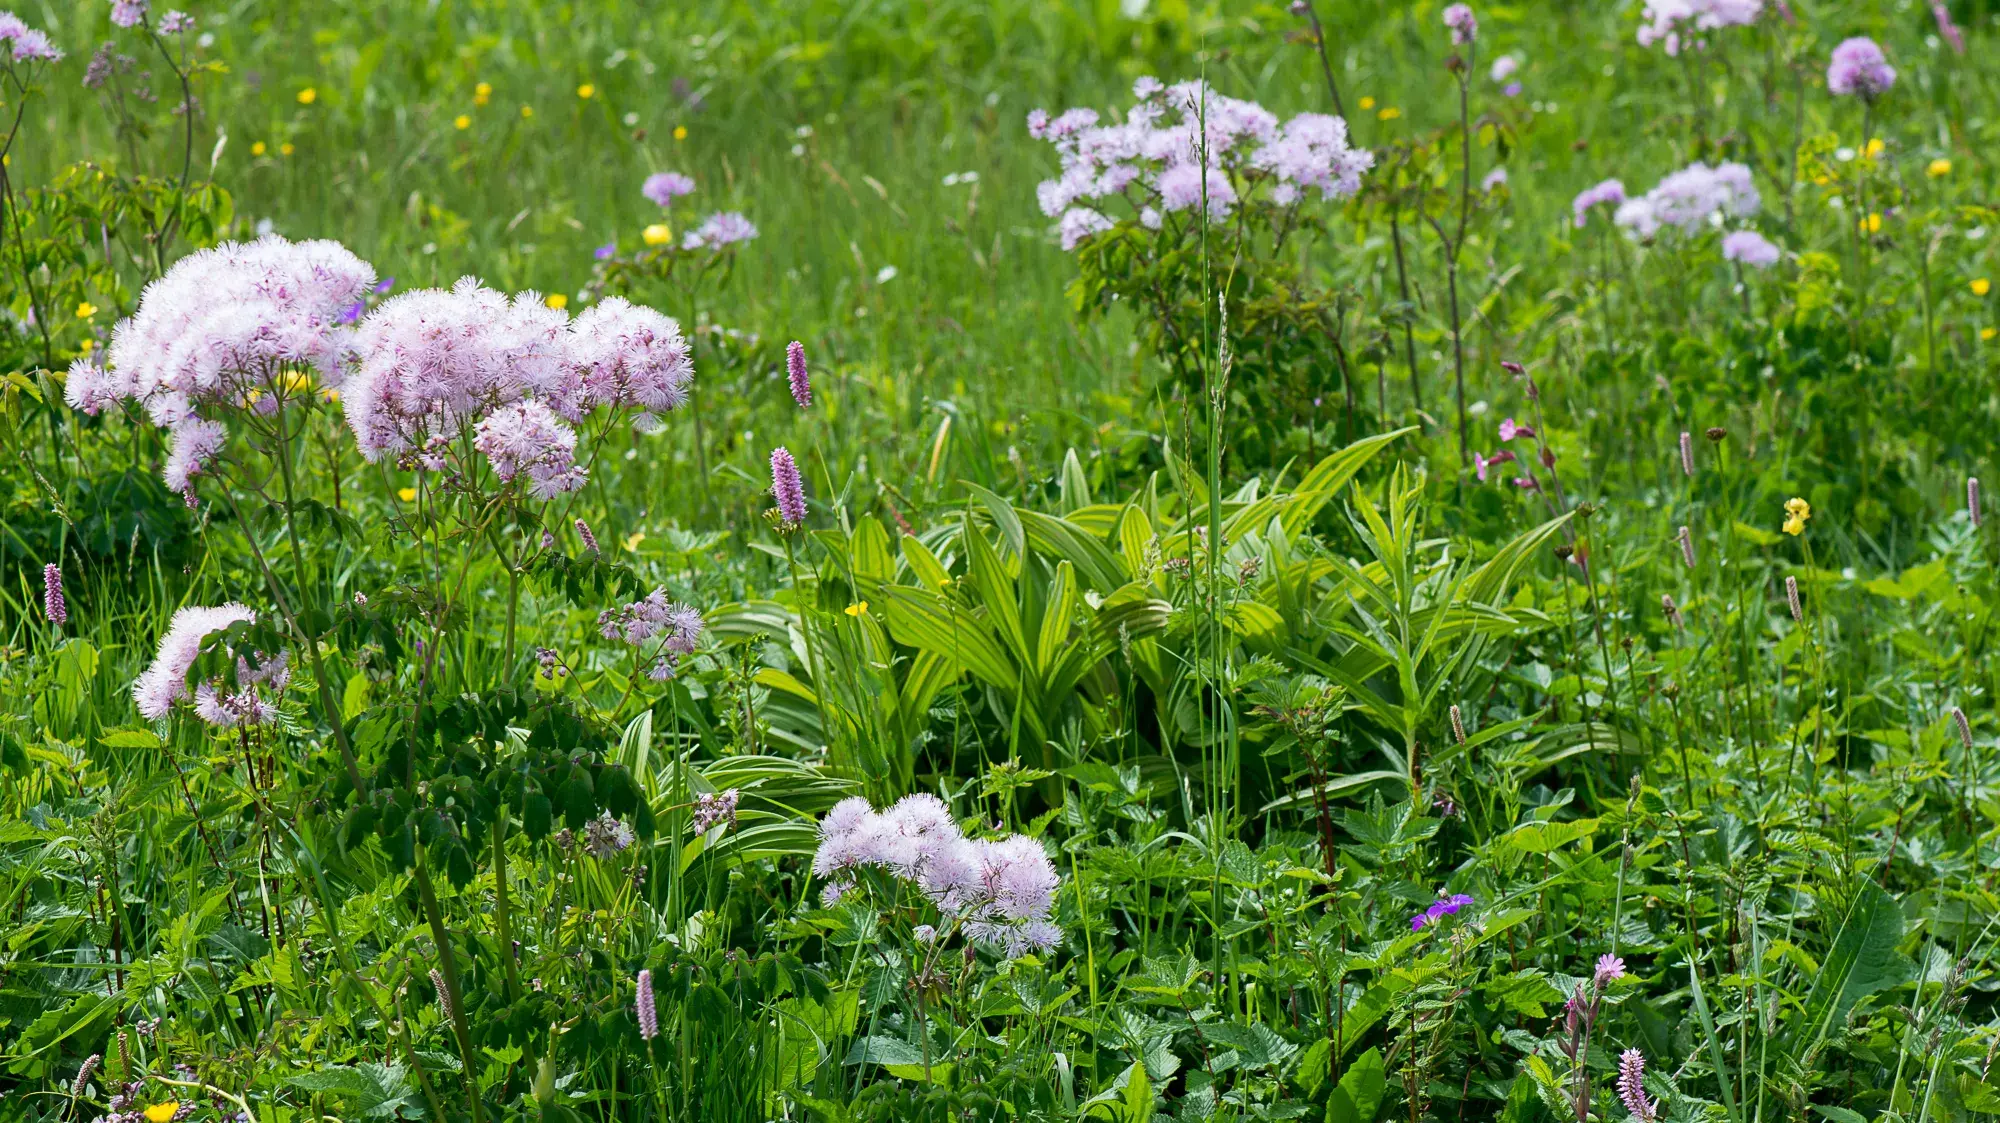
1785;575;1802;622
1661;593;1683;627
1970;477;1982;529
430;968;454;1019
1953;707;1973;749
1449;704;1467;745
1705;426;1726;442
1679;431;1694;477
1678;525;1697;569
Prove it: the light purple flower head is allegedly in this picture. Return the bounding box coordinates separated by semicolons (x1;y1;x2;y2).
133;603;257;719
562;296;694;420
1443;3;1477;44
1637;0;1761;56
77;236;374;492
1250;112;1373;201
1498;417;1534;442
1410;891;1475;931
597;588;704;652
473;398;585;499
1482;167;1508;191
0;14;61;62
634;969;658;1040
1616;161;1758;239
1721;229;1781;269
111;0;148;29
1827;36;1894;98
641;171;696;207
682;211;757;251
1571;179;1627;228
1489;54;1519;81
785;340;811;408
770;446;807;527
693;789;739;833
157;10;191;33
1595;953;1627;985
1618;1049;1658;1122
1057;207;1114;250
594;241;617;261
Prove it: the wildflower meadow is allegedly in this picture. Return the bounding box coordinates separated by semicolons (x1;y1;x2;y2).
5;0;2000;1120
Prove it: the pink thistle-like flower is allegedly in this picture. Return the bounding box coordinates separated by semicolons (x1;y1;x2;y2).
1827;37;1895;99
1617;1048;1658;1122
785;340;812;408
681;212;758;251
562;297;693;420
111;0;148;28
1722;229;1782;269
473;399;586;499
1571;179;1627;228
1595;954;1627;985
641;172;696;207
1442;2;1477;44
635;969;658;1040
43;564;66;627
770;446;808;527
133;603;257;719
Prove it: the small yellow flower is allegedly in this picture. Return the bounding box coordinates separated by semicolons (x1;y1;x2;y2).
845;601;869;617
280;370;313;392
1811;173;1830;185
454;114;471;130
78;338;95;355
474;81;492;106
642;223;672;247
1377;106;1402;121
251;141;267;156
1974;278;1992;297
76;301;97;319
545;293;568;310
1983;327;1997;341
1783;497;1811;536
397;486;418;502
1359;96;1376;110
673;125;687;141
1858;212;1881;233
1863;137;1884;158
296;87;317;105
143;1103;178;1123
1928;158;1952;178
576;82;595;99
622;531;646;551
520;104;534;118
281;143;296;156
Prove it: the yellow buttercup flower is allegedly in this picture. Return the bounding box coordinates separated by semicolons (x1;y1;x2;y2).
143;1103;178;1123
673;125;687;141
1983;328;1997;341
397;487;418;502
1783;497;1811;536
78;338;95;355
474;81;492;106
76;301;97;319
454;114;471;130
1377;106;1402;121
1359;96;1376;110
280;143;296;156
1858;212;1881;234
576;83;595;99
251;141;267;156
520;104;534;118
1974;278;1992;297
280;370;313;392
1863;137;1884;158
296;87;317;105
622;531;646;551
845;601;869;617
1927;158;1952;178
545;293;568;310
642;223;672;247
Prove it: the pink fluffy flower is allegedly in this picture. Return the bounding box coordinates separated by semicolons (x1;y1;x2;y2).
1636;0;1761;55
641;172;696;206
0;14;61;62
1721;229;1781;269
133;603;257;719
1057;207;1115;249
597;588;705;652
473;399;586;499
1827;36;1895;98
681;212;758;251
1442;3;1477;44
1571;179;1627;228
562;297;693;420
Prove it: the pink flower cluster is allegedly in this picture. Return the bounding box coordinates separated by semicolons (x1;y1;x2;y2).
1721;229;1781;269
682;211;758;251
1635;0;1761;55
193;651;290;729
1613;161;1759;239
1571;179;1627;228
597;588;705;680
0;12;61;61
132;603;257;720
1827;36;1895;99
66;235;376;493
344;284;692;496
1029;76;1372;250
641;172;696;206
813;794;1062;958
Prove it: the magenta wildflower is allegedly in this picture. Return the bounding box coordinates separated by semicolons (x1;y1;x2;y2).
133;603;257;719
157;10;191;33
1933;2;1964;54
785;340;812;408
575;518;600;556
473;399;586;499
1498;418;1533;442
111;0;148;28
1595;954;1627;985
770;446;808;527
1827;37;1895;99
1442;3;1477;44
635;969;658;1040
594;241;617;260
1410;892;1475;931
42;563;66;627
641;172;696;207
1722;229;1781;269
1617;1048;1658;1122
